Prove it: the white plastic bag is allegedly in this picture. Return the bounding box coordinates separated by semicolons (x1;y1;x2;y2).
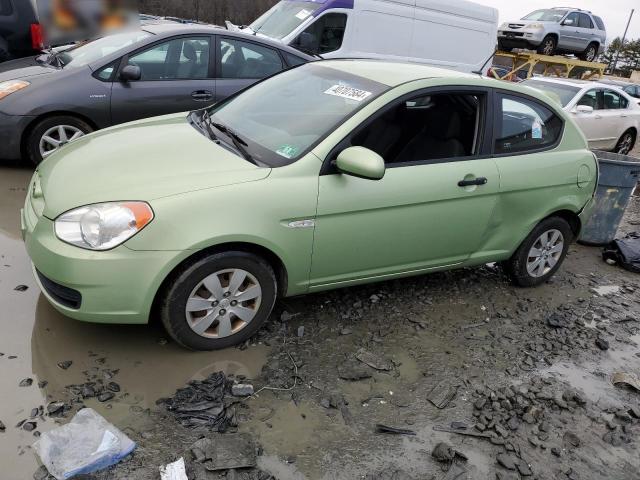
33;408;136;480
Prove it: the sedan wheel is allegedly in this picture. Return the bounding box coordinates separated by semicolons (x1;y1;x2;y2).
185;268;262;339
161;251;277;350
39;125;86;159
615;131;635;155
526;229;564;278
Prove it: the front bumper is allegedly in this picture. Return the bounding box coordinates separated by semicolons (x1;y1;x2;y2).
498;29;546;48
22;201;184;325
0;112;35;160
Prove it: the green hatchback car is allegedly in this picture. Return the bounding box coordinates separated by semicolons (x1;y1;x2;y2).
23;60;597;350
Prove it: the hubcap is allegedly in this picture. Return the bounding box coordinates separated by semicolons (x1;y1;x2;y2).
39;125;85;159
617;134;633;155
185;269;262;339
526;229;564;278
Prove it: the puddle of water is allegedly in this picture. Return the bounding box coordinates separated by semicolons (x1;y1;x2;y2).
0;164;270;478
592;285;621;297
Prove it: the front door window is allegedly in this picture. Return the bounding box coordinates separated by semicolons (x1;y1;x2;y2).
292;13;347;55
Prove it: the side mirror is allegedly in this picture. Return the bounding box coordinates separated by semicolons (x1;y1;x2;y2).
336;146;385;181
575;105;594;114
563;19;574;26
120;65;141;82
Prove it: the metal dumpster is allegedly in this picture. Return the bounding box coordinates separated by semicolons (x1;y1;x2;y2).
579;151;640;246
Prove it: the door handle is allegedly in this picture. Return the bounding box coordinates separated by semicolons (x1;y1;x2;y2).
191;90;213;101
458;177;488;187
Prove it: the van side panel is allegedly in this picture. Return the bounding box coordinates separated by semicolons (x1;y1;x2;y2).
411;0;497;72
351;0;415;60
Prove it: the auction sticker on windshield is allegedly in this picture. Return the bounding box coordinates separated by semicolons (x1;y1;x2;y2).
324;85;373;102
276;144;299;159
296;9;312;20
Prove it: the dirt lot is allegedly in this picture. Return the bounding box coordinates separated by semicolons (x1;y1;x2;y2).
1;147;640;480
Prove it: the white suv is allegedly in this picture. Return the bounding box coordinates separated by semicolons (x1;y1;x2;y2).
498;8;606;62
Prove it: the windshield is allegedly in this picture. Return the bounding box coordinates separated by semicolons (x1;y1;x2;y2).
250;1;322;39
522;9;567;22
522;80;580;107
56;30;151;67
206;63;388;167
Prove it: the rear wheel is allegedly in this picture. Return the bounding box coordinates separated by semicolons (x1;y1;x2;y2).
580;43;598;62
614;129;636;155
537;36;557;56
160;252;277;351
26;115;93;165
505;217;573;287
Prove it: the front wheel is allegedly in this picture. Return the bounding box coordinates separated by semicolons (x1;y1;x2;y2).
614;129;636;155
160;252;277;350
505;217;573;287
26;115;93;165
537;36;557;56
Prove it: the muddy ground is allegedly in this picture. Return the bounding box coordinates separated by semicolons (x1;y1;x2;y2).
1;147;640;480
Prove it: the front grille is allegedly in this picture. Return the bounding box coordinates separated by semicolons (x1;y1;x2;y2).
36;270;82;309
508;24;525;29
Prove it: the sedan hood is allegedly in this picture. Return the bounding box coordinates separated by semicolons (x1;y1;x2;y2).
38;113;271;219
0;56;59;82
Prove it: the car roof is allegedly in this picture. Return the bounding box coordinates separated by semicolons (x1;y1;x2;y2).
139;24;315;59
524;76;614;90
313;59;476;87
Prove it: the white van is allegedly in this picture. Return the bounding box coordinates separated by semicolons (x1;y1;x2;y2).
243;0;499;73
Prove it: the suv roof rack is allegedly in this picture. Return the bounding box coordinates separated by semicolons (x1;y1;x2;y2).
552;7;593;14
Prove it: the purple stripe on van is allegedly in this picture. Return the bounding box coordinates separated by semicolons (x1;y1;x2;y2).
313;0;354;16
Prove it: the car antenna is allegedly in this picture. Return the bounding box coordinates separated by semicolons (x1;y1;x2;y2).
472;48;497;76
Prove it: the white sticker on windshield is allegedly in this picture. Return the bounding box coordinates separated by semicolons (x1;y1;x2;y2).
324;85;373;102
296;9;312;20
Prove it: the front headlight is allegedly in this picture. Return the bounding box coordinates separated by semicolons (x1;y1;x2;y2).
0;80;30;100
55;202;154;250
528;23;544;30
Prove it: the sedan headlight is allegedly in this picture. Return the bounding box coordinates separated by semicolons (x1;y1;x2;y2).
55;202;154;250
0;80;30;100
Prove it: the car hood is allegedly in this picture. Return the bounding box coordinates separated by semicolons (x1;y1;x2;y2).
38;113;271;219
0;56;59;82
505;20;557;28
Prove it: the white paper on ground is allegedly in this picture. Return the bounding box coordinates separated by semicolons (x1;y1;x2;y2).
160;457;188;480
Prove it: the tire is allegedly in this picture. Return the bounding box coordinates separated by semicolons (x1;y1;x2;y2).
160;251;277;351
537;36;557;56
505;217;573;287
614;129;636;155
497;40;513;52
580;43;598;62
0;36;10;63
25;115;93;165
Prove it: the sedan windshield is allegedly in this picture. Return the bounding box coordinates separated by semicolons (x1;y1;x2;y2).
206;63;389;167
55;30;151;68
522;9;567;22
250;1;322;39
522;80;580;107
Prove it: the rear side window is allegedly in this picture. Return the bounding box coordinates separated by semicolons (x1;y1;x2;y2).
593;16;605;30
495;94;563;155
578;13;593;29
0;0;13;16
603;90;628;109
219;38;283;79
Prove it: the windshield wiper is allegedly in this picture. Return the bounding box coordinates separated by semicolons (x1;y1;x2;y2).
204;115;257;165
199;110;220;142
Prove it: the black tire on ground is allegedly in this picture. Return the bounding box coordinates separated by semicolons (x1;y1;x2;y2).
25;115;93;165
160;251;277;351
614;129;636;155
505;217;573;288
537;35;557;56
580;43;598;62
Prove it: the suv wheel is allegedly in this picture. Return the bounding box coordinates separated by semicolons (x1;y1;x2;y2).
160;252;277;351
505;217;573;287
580;43;598;62
26;115;93;165
537;36;557;56
614;129;636;155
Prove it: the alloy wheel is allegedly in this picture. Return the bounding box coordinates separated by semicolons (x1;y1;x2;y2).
616;133;634;155
39;125;85;159
526;229;564;278
185;268;262;339
542;39;555;56
585;46;596;62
